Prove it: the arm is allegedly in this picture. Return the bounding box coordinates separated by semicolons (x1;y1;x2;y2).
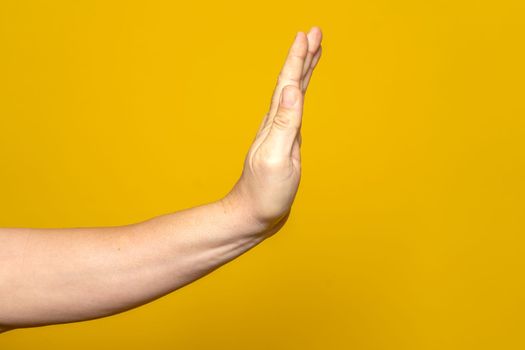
0;197;282;329
0;27;323;331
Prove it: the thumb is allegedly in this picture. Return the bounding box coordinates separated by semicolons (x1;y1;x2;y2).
263;85;303;158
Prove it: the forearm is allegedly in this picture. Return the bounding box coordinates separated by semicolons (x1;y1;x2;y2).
0;195;275;329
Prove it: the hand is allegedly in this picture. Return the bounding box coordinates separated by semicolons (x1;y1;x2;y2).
223;26;323;233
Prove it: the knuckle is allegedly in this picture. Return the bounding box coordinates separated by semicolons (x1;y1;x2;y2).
273;114;292;129
277;73;300;86
255;149;286;170
273;111;300;130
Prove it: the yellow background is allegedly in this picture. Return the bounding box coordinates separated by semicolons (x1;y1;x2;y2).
1;1;524;349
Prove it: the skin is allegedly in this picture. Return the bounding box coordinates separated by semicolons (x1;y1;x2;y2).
0;26;323;333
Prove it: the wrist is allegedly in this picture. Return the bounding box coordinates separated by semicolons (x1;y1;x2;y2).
219;187;281;238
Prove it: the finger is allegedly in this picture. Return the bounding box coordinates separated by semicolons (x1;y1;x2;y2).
301;45;322;93
267;32;308;120
302;26;323;79
257;29;317;140
263;85;303;159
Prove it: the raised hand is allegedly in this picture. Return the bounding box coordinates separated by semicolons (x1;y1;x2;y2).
223;26;323;234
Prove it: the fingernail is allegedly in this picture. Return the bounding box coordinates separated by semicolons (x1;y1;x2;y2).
282;87;298;107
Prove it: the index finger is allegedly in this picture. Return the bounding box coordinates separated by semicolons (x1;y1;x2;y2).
267;31;308;119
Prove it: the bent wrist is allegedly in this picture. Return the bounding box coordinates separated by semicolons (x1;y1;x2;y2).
218;190;275;238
